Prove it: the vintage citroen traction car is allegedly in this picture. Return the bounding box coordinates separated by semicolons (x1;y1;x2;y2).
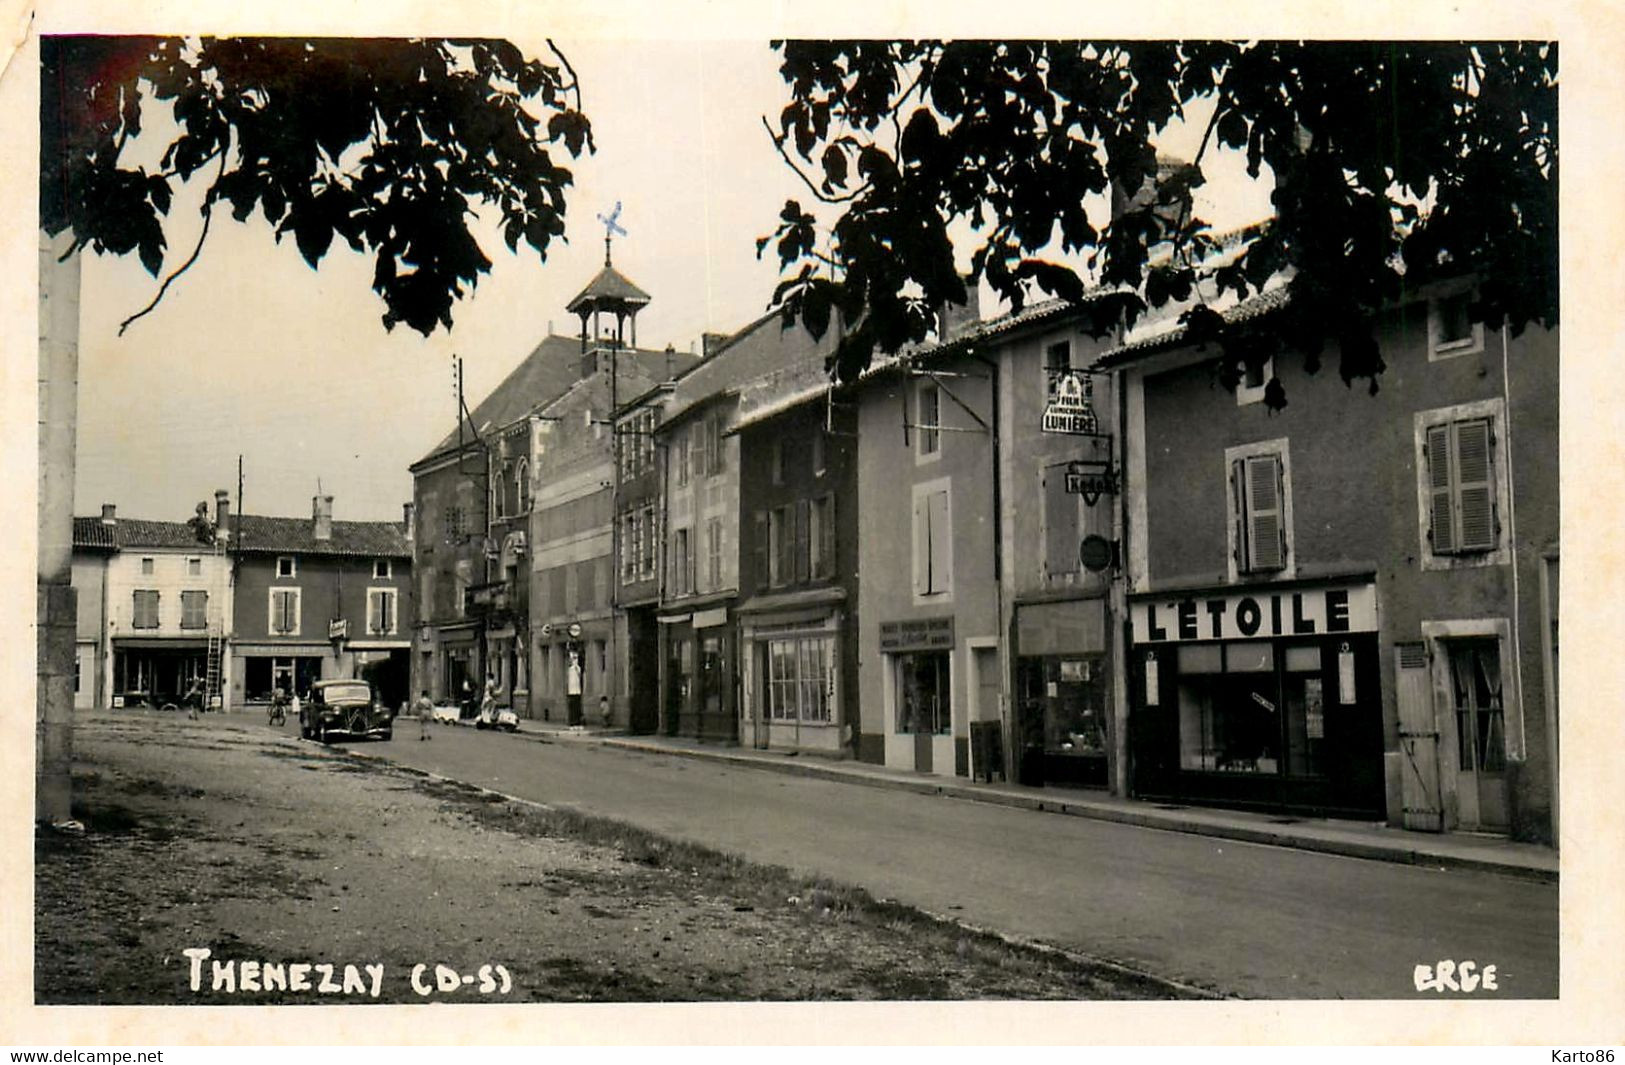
300;679;394;742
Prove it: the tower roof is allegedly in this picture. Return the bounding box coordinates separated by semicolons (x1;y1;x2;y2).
565;266;651;315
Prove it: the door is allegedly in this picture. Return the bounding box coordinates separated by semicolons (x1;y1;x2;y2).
972;647;1001;779
74;645;94;709
1394;643;1443;831
1444;640;1509;832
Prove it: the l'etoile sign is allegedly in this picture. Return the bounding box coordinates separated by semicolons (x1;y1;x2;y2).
1131;583;1377;643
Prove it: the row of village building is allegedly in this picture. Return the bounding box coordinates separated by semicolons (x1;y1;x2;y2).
403;251;1559;846
68;247;1558;845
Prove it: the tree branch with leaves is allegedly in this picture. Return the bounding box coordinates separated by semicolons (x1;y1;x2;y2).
761;40;1557;406
42;35;596;336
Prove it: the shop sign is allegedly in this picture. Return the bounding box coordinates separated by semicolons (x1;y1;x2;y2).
1041;371;1100;435
1130;583;1377;644
693;607;729;630
328;619;349;641
879;616;954;653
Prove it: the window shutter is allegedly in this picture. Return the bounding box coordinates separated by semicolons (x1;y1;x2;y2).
927;490;950;593
1230;459;1248;567
1426;422;1457;553
1454;419;1496;551
1245;454;1284;571
794;499;811;583
1044;465;1078;579
912;494;928;594
820;495;836;578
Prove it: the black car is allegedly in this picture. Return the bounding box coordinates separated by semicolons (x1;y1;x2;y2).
300;679;393;742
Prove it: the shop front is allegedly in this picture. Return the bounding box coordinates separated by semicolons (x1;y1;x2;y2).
234;645;325;703
1013;596;1110;789
113;638;207;707
879;615;959;776
658;606;736;742
739;589;845;755
1128;580;1385;819
534;618;610;725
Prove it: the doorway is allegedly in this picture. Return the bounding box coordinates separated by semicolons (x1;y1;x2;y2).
1444;639;1509;832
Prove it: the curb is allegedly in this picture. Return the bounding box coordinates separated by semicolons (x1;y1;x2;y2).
515;729;1558;885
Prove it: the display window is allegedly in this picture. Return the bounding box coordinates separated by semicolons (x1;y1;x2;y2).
896;651;950;734
1172;641;1327;777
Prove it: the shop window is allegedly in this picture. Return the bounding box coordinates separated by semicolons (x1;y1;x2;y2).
1424;417;1499;555
1176;642;1281;773
133;590;160;629
896;650;950;735
912;483;952;598
1446;640;1506;774
1020;655;1108;759
1281;644;1327;778
766;635;834;724
180;590;208;630
1227;443;1291;577
368;589;397;635
269;588;300;635
916;382;941;459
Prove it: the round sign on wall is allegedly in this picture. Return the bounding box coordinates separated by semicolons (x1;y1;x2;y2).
1079;534;1114;573
568;622;583;639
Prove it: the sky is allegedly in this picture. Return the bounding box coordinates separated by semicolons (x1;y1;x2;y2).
68;36;1275;525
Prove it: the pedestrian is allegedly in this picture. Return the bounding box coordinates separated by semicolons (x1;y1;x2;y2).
415;689;435;741
184;675;203;720
481;674;500;723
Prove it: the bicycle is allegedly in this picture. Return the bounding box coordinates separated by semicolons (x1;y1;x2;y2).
268;699;288;727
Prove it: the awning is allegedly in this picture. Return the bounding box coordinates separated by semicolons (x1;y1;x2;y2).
736;585;846;616
112;638;208;651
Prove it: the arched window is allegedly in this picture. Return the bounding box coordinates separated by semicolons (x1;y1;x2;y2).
516;459;530;513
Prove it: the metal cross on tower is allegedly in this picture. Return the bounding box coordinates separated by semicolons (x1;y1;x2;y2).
596;200;627;266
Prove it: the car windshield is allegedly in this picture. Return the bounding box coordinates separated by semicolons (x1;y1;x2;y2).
320;682;372;704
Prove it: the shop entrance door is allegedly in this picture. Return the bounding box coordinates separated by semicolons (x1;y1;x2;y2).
1444;639;1509;832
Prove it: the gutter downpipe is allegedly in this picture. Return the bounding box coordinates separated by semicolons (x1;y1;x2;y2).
1500;320;1536;839
970;348;1008;784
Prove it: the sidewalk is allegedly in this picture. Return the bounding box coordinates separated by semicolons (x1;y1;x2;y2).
505;719;1557;884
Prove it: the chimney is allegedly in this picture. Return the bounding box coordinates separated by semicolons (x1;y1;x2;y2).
214;489;230;529
403;502;416;541
935;275;983;342
701;332;729;358
313;495;334;541
100;503;117;525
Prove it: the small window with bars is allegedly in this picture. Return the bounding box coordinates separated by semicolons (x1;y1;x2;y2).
1425;417;1499;555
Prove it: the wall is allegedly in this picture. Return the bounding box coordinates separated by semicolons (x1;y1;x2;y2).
854;349;999;774
1133;303;1557;840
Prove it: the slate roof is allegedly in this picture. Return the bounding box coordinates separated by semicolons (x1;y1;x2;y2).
413;334;697;468
227;514;411;558
565;266;652;313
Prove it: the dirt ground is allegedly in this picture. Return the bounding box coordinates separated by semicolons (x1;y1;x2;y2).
35;710;1196;1004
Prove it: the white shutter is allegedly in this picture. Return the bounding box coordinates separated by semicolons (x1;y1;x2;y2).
1426;423;1457;553
928;490;951;593
1244;454;1284;571
912;494;928;594
1454;419;1496;551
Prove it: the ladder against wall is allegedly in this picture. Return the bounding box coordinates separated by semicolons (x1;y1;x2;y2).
206;537;226;709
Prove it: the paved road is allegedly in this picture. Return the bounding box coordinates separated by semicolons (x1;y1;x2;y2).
341;726;1558;999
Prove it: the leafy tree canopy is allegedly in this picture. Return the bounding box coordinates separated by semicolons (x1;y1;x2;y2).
41;36;594;335
762;41;1557;404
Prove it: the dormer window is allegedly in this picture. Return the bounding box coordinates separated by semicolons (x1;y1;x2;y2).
373;559;392;580
277;556;296;579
